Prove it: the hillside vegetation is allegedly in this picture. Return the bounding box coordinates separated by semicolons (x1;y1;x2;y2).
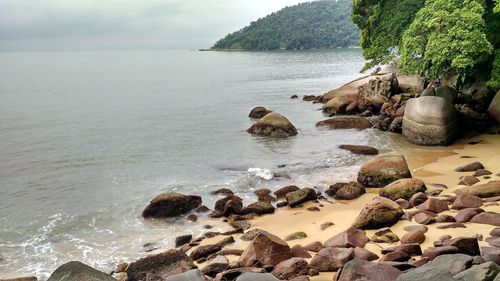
211;0;359;51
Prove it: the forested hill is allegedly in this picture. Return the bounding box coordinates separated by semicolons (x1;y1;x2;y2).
211;0;359;51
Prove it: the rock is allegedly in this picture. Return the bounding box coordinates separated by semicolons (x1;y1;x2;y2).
338;145;379;155
470;212;500;226
409;192;428;207
324;227;370;248
455;208;485;223
401;231;426;245
371;228;400;243
291;245;312;258
436;214;456;223
202;256;229;277
303;241;323;252
397;74;424;94
488;90;500;123
307;206;320;212
382;244;422;256
0;278;37;281
284;231;307;241
459;176;480;186
142;192;202;218
242;202;275;215
325;182;365;200
210;188;234;196
215;195;243;217
271;258;309;280
165;269;205;281
455;161;485;172
338;258;403;281
454;261;500;281
191;244;223;261
322;76;373;103
389;116;404;133
290;95;299;99
379;178;427;201
491;228;500;237
357;154;412;187
175;235;192;248
235;272;280;281
46;261;115;281
395;254;473;281
474;169;492;177
358;73;399;110
455;181;500;198
417;198;449;213
413;212;437;225
422;246;460;260
286;188;317;207
309;247;354;272
402;96;458;146
421;85;457;103
452;195;483;209
315;116;372;130
274;185;300;198
353;247;379;261
395;198;411;209
437;223;466;229
241;229;262;241
322;95;353;115
320;222;335;231
444;237;480;256
127;250;194;281
249;107;272;119
352;197;404;229
239;231;291;267
247;112;298;138
380;251;410;262
404;225;428;233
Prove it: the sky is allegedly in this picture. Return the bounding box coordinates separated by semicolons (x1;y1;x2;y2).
0;0;307;51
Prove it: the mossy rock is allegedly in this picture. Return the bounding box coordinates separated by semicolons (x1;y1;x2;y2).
379;178;427;201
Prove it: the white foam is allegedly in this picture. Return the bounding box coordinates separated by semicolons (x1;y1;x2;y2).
247;167;273;180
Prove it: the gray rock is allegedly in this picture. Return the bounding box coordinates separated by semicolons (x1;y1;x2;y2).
165;269;204;281
395;254;473;281
47;261;115;281
402;96;458;146
454;262;500;281
336;258;402;281
126;250;194;281
488;90;500;123
247;112;298;138
236;272;281;281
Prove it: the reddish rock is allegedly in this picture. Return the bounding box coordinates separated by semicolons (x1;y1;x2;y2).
239;231;291;267
417;198;449;213
324;227;370;248
320;222;334;231
353;247;379;261
303;241;323;253
380;251;410;262
455;208;484;223
352;197;404;229
274;186;300;199
395;198;411;209
338;145;379;155
335;258;402;281
241;202;275;215
142;192;202;218
401;231;426;245
413;212;437;225
315;116;372;130
452;194;483;209
444;237;480;256
470;211;500;226
435;214;455;223
271;258;309;280
490;227;500;237
454;161;484;172
126;250;194;281
459;176;480;186
422;246;459;260
409;192;428;207
175;235;192;248
325;182;366;200
309;247;354;272
436;223;466;229
291;245;312;258
357;154;412;187
381;244;422;256
403;225;428;233
474;169;492;176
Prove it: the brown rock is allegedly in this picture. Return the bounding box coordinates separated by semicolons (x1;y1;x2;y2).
303;241;323;253
291;245;312;258
320;222;334;231
459;176;480;186
444;237;480;256
352;197;404;229
315;116;372;130
309;247;354;272
454;161;484;172
379;178;427;201
409;192;428;207
338;145;379;155
401;231;426;245
286;188;317;208
455;208;484;223
490;227;500;237
413;212;437;225
474;169;492;176
357;154;412;187
380;251;410;262
175;235;192;248
242;202;275;215
324;227;370;248
325;182;365;200
435;214;455;223
274;186;300;198
239;231;291;267
126;250;194;281
470;212;500;226
437;223;466;229
417;198;449;213
201;255;229;277
371;228;400;243
0;278;37;281
452;194;483;209
381;244;422;256
455;180;500;198
247;112;298;138
422;246;460;260
210;188;233;196
248;106;272;119
353;247;379;261
403;225;428;233
335;258;403;281
142;192;202;218
271;258;309;280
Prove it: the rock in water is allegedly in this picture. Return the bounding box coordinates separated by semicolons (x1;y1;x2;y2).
352;197;404;229
239;231;291;267
402;96;458;146
338;144;379;155
142;192;202;218
126;250;194;281
357;154;412;187
315;116;372;130
47;261;116;281
336;258;402;281
488;90;500;123
248;106;272;119
379;178;427;201
247;112;297;138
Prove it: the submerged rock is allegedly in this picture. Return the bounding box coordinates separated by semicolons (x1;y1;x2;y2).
357;154;412;187
379;178;427;201
247;112;298;138
47;261;115;281
315;116;372;130
402;96;458;146
142;192;202;218
352;197;404;229
248;106;272;119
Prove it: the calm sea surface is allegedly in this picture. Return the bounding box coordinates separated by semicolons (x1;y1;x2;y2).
0;49;402;279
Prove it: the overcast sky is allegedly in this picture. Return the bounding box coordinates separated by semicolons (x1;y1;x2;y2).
0;0;308;51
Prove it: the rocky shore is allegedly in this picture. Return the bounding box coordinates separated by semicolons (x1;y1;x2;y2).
4;72;500;281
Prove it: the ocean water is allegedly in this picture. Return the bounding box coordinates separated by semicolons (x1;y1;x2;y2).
0;49;400;279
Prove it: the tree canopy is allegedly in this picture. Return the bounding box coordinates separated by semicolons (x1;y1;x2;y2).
352;0;500;88
211;0;359;51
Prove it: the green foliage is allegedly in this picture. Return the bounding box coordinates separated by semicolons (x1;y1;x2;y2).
400;0;492;81
212;0;359;50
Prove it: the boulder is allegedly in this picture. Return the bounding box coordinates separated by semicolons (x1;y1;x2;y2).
324;227;370;248
417;198;449;214
455;208;484;223
338;145;379;155
395;254;473;281
358;73;399;111
455;161;485;172
322;95;353;115
454;261;500;281
247;112;298;138
239;231;291;267
309;247;354;272
397;74;424;94
242;202;275;215
325;182;365;200
401;231;426;245
322;75;375;102
421;85;457;104
126;250;194;281
286;188;317;207
379;178;427;201
201;256;229;277
274;185;300;199
291;245;312;258
315;117;372;130
214;195;243;216
303;241;323;252
470;212;500;226
452;195;483;209
357;154;412;187
422;246;460;260
175;235;192;248
352;197;404;229
336;258;402;281
402;96;458;146
142;192;202;218
271;258;309;280
46;261;115;281
488;90;500;123
248;107;272;119
455;181;500;198
353;247;379;261
382;244;422;256
165;269;204;281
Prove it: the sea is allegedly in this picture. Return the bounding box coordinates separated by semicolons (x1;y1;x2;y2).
0;49;403;279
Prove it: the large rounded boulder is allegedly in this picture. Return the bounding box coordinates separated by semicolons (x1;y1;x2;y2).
379;178;427;201
315;116;372;130
402;96;458;146
352;197;404;229
247;112;298;138
47;261;116;281
239;231;292;267
488;90;500;123
357;154;412;187
142;192;202;218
